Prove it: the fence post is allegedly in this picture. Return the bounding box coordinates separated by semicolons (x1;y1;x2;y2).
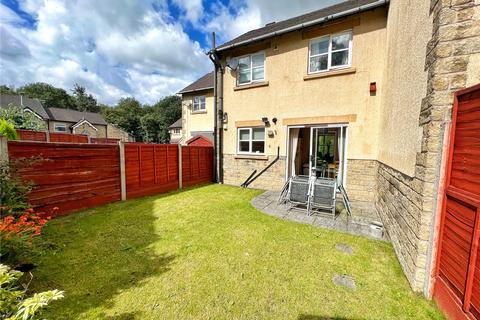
119;141;127;201
178;144;183;189
0;135;8;163
45;130;50;142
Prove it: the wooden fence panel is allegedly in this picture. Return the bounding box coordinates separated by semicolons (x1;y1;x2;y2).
124;143;179;199
7;141;121;216
182;146;213;187
91;138;120;144
16;129;47;142
49;132;89;143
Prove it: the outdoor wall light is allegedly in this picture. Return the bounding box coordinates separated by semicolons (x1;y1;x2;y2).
272;117;277;124
261;117;270;126
223;112;228;123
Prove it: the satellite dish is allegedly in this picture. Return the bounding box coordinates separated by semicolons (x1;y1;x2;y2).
227;57;239;70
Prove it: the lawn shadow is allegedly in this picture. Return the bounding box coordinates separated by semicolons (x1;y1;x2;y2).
30;192;177;319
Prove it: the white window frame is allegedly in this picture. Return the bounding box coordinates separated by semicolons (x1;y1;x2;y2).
192;96;206;112
237;127;266;155
173;128;181;134
308;30;352;74
54;122;67;132
236;51;266;86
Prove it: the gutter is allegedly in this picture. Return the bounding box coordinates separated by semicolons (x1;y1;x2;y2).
216;0;389;52
177;86;214;95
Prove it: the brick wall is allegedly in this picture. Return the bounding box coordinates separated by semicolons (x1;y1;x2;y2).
346;160;379;219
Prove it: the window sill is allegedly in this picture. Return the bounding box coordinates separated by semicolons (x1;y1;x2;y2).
191;111;207;114
234;154;268;161
234;81;269;91
304;67;356;81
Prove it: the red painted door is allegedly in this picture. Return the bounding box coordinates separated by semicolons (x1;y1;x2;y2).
434;84;480;320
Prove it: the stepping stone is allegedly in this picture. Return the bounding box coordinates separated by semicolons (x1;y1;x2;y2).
332;274;356;290
335;243;353;254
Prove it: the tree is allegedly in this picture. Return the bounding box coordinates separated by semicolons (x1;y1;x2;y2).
17;83;75;110
0;85;15;94
141;95;181;143
72;83;99;113
0;105;47;131
102;97;145;141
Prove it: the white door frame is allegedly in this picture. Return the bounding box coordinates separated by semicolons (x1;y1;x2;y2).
286;123;348;188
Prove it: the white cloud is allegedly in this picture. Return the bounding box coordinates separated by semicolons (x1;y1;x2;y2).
172;0;203;23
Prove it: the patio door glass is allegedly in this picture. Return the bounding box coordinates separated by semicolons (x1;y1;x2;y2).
309;125;347;186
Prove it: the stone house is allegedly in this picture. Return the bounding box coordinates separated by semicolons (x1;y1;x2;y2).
208;0;480;317
0;93;132;141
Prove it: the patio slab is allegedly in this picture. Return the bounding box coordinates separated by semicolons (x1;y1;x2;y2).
251;190;389;241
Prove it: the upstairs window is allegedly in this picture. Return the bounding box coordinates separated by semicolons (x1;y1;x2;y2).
54;123;67;132
237;52;265;85
193;96;206;112
237;127;265;154
309;31;352;74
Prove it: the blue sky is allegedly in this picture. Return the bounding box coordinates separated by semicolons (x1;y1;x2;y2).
0;0;340;105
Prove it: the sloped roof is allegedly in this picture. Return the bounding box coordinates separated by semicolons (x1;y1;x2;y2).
216;0;387;51
0;93;50;119
168;118;182;129
186;134;213;146
48;107;107;125
178;72;214;94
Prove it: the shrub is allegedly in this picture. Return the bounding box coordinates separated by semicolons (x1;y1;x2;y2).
0;105;47;131
0;159;34;215
0;264;64;320
0;119;18;140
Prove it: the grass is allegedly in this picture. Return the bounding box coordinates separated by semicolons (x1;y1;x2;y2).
30;184;443;319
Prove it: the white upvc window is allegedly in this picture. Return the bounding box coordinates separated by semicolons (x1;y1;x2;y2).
54;123;67;132
308;31;352;74
237;127;265;154
237;52;265;85
173;128;181;134
193;96;206;112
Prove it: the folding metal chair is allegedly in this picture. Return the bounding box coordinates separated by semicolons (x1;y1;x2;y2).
308;177;337;218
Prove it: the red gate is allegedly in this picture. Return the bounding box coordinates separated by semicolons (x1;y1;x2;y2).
433;84;480;320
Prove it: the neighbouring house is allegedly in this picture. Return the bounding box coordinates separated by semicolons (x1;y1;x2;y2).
0;93;133;141
178;72;215;145
168;118;183;144
209;0;480;317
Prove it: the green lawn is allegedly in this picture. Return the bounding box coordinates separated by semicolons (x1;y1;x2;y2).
30;184;443;319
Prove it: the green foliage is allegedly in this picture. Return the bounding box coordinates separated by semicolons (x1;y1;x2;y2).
0;158;34;215
141;95;181;143
72;84;99;113
0;85;16;94
0;264;63;320
18;83;75;110
102;97;145;141
0;119;18;140
0;106;47;131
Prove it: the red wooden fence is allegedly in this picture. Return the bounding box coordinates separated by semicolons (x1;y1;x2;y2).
125;143;179;199
8;141;121;216
182;146;214;188
6;140;214;217
16;129;47;142
91;138;120;144
49;132;89;143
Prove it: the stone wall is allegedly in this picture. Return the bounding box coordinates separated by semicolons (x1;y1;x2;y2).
375;0;480;295
346;160;379;219
223;154;286;190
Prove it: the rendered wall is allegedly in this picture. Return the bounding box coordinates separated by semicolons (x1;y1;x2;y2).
378;0;432;177
221;9;388;161
181;90;214;143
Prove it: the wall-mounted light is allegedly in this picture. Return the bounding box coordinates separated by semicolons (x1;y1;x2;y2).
262;116;270;126
223;112;228;123
272;117;277;125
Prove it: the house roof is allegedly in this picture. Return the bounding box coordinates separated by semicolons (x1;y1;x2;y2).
178;72;214;94
168;118;182;129
0;93;50;119
216;0;388;51
48;107;107;125
186;134;213;146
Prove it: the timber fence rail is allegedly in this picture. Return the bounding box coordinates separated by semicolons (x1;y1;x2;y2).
3;137;213;217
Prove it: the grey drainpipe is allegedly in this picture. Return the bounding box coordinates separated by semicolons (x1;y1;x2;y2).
208;32;221;183
216;0;389;52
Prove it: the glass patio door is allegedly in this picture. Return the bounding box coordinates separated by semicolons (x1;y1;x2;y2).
309;125;347;187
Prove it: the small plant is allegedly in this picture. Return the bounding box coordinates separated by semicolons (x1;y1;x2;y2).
0;207;55;266
0;119;18;140
0;264;64;320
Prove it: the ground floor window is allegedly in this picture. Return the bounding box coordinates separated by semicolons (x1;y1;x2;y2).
237;127;265;154
54;123;67;132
